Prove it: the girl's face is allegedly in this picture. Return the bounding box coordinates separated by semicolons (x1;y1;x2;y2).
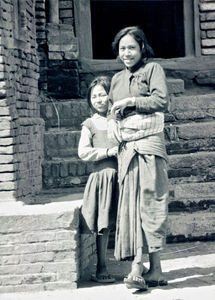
90;84;109;113
119;34;142;68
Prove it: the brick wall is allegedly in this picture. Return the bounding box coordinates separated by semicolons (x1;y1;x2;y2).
59;0;74;25
200;0;215;55
0;201;96;293
36;0;79;99
0;0;44;203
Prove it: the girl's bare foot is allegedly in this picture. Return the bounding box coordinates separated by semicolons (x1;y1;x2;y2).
92;265;115;283
142;252;168;287
124;263;148;290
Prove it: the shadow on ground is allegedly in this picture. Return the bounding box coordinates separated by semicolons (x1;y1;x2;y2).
79;241;215;296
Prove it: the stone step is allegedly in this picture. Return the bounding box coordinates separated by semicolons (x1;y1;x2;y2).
0;200;90;292
167;210;215;242
169;181;215;212
42;158;93;189
0;202;214;293
166;93;215;123
165;121;215;154
40;92;215;131
42;151;215;193
43;121;215;159
44;129;80;159
36;181;215;213
166;77;184;95
40;99;90;130
40;78;185;130
34;182;215;242
168;151;215;184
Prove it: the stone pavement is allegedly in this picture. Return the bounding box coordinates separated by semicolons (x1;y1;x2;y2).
1;241;215;300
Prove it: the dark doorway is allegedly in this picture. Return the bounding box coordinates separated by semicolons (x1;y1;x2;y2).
91;0;185;59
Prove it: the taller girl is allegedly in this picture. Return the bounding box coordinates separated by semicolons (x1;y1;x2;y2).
109;26;169;290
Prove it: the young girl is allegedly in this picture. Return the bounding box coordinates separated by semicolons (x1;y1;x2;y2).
78;76;118;283
109;26;169;290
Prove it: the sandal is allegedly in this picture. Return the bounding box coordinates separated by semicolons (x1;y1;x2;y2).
91;274;116;283
145;279;168;287
124;275;148;290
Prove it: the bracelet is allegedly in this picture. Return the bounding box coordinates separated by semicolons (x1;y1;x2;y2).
106;148;109;157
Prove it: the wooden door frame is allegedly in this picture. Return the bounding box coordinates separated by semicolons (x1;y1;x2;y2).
184;0;201;57
74;0;201;70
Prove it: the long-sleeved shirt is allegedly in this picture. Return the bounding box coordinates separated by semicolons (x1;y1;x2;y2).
109;61;168;161
109;61;169;142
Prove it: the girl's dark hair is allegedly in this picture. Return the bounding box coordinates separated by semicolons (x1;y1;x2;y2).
87;76;111;114
112;26;155;59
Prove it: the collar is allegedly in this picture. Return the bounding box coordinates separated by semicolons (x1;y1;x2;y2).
126;59;145;74
90;106;107;117
93;113;106;119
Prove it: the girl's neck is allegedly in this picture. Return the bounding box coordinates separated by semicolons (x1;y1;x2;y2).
127;59;144;73
92;110;107;117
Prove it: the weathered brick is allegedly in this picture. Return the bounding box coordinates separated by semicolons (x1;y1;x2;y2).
201;38;215;46
0;263;43;275
0;273;56;286
57;271;78;282
42;261;78;274
45;239;78;252
59;9;73;19
59;1;73;9
200;3;215;11
202;48;215;54
0;164;16;172
0;206;80;234
169;182;215;202
201;21;215;30
0;172;15;181
207;30;215;37
168;211;215;237
0;181;16;190
0;191;16;202
51;163;60;177
68;161;78;176
170;94;215;120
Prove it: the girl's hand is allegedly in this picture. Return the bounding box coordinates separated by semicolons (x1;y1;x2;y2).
107;146;118;157
111;97;135;118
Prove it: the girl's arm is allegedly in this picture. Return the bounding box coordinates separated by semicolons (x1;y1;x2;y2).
78;126;108;161
135;63;169;113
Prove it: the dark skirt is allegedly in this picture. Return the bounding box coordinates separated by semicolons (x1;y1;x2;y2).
81;164;118;234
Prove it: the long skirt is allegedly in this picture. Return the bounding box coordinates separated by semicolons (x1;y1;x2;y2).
81;167;118;234
114;153;168;261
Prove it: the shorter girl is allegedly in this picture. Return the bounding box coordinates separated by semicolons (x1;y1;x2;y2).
78;76;118;283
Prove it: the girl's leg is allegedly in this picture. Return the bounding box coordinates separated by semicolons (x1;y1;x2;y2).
124;247;148;290
128;247;148;277
144;251;166;284
96;228;109;276
96;228;114;280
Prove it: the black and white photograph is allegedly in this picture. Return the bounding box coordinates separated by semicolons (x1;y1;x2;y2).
0;0;215;299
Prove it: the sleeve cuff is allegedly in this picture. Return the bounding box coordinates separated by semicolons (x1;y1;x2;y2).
136;97;149;113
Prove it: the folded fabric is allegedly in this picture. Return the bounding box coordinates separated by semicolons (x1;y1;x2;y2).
119;112;164;142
